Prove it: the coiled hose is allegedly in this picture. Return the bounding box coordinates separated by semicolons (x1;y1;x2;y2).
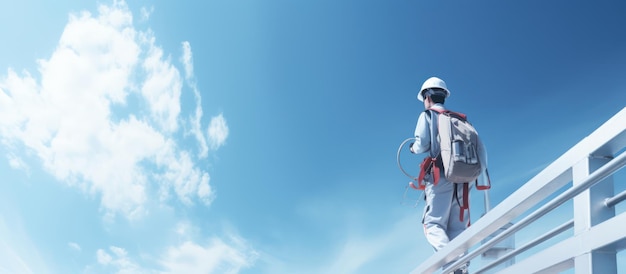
397;138;425;206
397;137;418;180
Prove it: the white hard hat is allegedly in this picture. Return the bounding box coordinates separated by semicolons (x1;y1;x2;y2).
417;77;450;101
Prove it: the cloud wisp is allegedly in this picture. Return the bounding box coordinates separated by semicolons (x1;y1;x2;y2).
208;113;229;150
181;40;210;159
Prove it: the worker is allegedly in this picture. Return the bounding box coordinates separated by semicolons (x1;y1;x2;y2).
410;76;488;274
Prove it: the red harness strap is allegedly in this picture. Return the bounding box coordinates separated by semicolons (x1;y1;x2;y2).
416;156;473;226
415;157;440;190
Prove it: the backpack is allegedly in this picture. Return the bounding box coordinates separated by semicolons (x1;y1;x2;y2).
413;108;490;224
431;108;482;183
415;108;489;190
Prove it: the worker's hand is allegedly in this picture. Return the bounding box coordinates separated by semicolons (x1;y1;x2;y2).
409;142;415;154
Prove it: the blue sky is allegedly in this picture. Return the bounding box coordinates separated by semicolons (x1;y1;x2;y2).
1;1;625;273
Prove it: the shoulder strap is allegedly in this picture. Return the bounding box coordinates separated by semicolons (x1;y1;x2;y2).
429;107;468;121
425;109;440;159
450;111;468;121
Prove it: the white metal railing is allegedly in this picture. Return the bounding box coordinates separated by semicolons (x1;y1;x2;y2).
476;219;574;274
412;107;626;274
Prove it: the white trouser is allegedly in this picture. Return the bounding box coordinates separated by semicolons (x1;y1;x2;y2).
422;175;470;270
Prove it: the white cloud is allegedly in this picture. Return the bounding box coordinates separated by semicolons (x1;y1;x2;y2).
181;41;194;81
7;153;29;173
0;1;246;272
96;246;143;274
97;249;113;265
181;42;210;159
0;0;221;219
160;238;258;274
208;113;229;150
174;221;195;238
91;234;257;274
139;6;154;22
140;36;182;133
68;242;81;252
156;146;214;206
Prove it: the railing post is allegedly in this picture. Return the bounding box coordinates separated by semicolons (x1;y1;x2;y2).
572;155;616;274
480;221;514;273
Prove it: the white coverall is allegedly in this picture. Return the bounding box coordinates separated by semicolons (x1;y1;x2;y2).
410;103;488;269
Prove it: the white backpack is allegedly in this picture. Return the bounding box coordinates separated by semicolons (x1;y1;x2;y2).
429;108;483;184
413;108;489;223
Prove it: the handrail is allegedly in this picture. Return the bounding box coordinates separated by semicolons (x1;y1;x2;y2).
442;151;626;273
411;107;626;274
475;219;574;274
604;188;626;208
